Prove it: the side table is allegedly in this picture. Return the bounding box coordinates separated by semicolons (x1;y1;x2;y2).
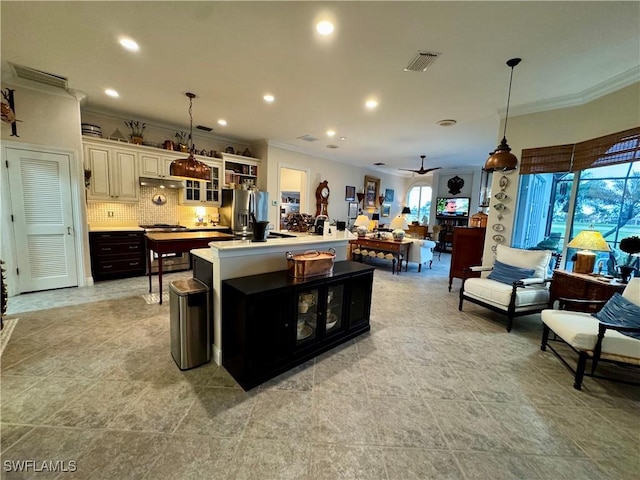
549;270;626;312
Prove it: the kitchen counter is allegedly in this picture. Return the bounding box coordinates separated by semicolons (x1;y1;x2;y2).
89;225;143;232
191;230;355;365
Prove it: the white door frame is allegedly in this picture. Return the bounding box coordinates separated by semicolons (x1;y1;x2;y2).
278;163;311;224
1;140;88;297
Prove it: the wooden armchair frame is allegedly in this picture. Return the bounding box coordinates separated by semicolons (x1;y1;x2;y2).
541;294;640;390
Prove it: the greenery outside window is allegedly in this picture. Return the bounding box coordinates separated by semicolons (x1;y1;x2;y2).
406;185;432;225
514;127;640;276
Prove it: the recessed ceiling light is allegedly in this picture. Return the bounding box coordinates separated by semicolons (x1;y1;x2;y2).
316;21;334;35
365;99;378;109
340;136;347;141
326;129;336;137
118;37;139;52
437;119;457;126
218;119;227;126
263;94;275;103
104;89;119;98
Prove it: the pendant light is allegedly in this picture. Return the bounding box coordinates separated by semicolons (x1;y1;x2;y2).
484;58;521;172
170;92;211;182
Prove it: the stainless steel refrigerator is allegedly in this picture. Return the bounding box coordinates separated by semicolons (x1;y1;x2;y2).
221;189;269;237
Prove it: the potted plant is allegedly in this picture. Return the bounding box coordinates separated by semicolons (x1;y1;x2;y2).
175;131;188;152
618;235;640;283
124;120;146;144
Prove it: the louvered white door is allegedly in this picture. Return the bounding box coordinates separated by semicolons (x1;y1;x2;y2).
6;148;78;292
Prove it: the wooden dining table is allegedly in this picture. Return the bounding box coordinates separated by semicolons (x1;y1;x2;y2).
145;231;235;304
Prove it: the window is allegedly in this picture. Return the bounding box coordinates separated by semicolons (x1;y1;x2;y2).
406;184;432;224
514;127;640;275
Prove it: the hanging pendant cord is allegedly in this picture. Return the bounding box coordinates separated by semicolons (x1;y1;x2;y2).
503;67;514;139
188;96;193;152
502;58;521;140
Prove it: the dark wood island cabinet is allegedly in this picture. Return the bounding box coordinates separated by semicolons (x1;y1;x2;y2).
222;261;374;390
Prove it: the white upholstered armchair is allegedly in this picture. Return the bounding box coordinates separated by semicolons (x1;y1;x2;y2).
406;239;437;272
541;278;640;390
459;245;557;332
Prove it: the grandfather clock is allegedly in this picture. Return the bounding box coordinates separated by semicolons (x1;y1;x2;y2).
315;180;330;217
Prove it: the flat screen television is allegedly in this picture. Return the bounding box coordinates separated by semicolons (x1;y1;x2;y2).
436;197;471;218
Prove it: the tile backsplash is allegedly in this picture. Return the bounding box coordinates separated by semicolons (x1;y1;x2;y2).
87;186;220;227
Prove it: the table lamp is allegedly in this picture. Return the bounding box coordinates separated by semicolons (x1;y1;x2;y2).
371;213;380;232
567;228;611;274
354;214;370;237
389;215;409;241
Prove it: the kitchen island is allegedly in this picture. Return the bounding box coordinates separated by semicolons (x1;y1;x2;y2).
191;230;355;365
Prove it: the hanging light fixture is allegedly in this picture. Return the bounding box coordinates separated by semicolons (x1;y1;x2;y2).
170;93;211;182
484;58;521;172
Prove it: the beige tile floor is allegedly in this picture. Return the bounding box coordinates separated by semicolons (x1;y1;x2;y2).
1;256;639;479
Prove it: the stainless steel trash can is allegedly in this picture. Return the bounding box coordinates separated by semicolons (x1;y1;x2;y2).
169;278;210;370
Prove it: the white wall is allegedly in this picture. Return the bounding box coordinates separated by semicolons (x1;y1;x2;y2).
482;82;640;265
0;81;91;289
263;144;409;228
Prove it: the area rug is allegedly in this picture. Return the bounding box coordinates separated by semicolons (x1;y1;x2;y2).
141;293;169;305
0;318;19;357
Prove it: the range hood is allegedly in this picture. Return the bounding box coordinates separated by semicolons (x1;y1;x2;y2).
139;176;184;189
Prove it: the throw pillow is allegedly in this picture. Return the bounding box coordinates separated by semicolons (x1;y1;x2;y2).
487;260;535;285
496;245;551;279
593;292;640;340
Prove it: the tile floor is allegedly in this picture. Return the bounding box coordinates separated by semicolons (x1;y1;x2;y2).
1;256;639;479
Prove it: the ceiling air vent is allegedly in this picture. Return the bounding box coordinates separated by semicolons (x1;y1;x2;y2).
373;162;386;166
404;51;441;72
326;144;339;149
10;63;68;89
196;125;213;132
297;135;319;142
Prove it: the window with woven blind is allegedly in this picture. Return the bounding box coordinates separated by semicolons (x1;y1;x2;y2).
572;126;640;172
520;144;574;174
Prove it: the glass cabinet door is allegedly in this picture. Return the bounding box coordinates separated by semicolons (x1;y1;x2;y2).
205;164;220;203
296;288;318;345
325;284;344;334
185;179;201;201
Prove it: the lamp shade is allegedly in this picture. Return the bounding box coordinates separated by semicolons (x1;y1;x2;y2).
170;154;211;181
401;206;411;215
169;92;212;182
389;215;409;231
567;230;611;252
567;229;610;274
354;215;370;227
372;213;380;221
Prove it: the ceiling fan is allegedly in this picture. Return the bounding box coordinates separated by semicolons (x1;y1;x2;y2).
399;155;441;175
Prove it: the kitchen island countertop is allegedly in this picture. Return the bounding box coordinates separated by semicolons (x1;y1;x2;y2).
191;230;355;365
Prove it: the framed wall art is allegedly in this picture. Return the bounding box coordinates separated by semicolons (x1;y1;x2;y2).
348;202;359;219
381;204;391;217
345;185;356;201
384;188;394;202
364;175;380;210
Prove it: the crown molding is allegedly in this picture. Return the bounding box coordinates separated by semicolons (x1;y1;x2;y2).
504;66;640;118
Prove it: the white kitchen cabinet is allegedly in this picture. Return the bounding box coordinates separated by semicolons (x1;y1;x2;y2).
139;152;177;179
180;157;222;205
84;141;139;202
